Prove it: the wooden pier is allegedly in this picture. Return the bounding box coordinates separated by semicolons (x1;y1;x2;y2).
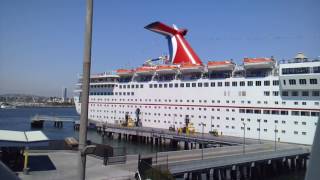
91;123;310;180
137;143;310;180
31;115;78;129
94;123;256;149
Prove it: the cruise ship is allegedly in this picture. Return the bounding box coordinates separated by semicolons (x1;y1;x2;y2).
74;22;320;145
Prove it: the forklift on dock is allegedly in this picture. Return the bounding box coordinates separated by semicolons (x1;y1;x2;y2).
178;115;195;135
121;108;143;128
121;112;135;127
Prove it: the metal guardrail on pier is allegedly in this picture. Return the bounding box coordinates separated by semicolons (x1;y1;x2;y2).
98;123;243;146
138;143;310;179
169;147;310;175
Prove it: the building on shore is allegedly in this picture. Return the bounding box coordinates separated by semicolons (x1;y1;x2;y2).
62;87;67;103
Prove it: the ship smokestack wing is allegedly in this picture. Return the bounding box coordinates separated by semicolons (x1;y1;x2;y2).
145;21;203;65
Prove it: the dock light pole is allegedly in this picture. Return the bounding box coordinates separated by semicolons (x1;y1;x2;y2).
78;0;93;179
201;122;206;160
243;123;246;154
274;125;277;151
258;119;261;144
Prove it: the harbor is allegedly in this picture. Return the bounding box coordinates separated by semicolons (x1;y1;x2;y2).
1;0;320;179
0;107;312;179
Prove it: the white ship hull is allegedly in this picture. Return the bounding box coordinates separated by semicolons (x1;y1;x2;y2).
74;70;320;145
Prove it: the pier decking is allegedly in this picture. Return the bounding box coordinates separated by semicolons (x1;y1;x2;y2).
30;115;78;128
96;123;260;147
18;150;138;180
11;123;311;180
139;143;310;179
173;145;308;177
94;124;310;179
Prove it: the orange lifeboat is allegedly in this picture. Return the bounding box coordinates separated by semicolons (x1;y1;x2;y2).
243;58;274;69
135;66;156;75
156;65;178;74
207;60;235;71
116;69;134;76
179;63;204;73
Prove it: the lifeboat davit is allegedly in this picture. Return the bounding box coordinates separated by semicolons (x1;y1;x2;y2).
156;65;178;74
243;58;274;69
135;66;156;75
207;60;235;71
116;69;135;76
179;63;204;73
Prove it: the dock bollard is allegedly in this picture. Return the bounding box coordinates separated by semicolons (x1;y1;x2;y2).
23;147;30;175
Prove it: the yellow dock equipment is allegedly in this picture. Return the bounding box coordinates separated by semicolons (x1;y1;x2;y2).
127;117;135;127
186;122;195;135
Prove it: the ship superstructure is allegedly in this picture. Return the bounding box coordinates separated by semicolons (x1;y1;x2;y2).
74;22;320;145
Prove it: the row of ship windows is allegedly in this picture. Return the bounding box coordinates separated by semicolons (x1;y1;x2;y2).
282;91;320;97
90;92;135;96
89;113;317;127
282;66;320;75
90;80;279;89
88;115;311;136
262;90;320;97
239;109;319;116
88;78;318;89
284;79;318;85
91;107;320;118
90;84;116;88
240;127;307;135
90;84;144;89
89;90;320;98
147;80;280;89
90;96;320;105
89;98;320;106
230;126;307;136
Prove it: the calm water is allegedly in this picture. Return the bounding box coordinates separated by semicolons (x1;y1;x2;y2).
0;107;177;154
0;107;305;179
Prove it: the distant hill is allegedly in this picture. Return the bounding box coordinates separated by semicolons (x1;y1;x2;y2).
0;94;50;103
0;93;74;106
0;93;46;98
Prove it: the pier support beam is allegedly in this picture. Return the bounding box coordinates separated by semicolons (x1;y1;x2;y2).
221;168;226;180
108;132;113;138
170;139;178;148
290;157;296;171
250;165;256;180
230;166;237;180
302;157;307;170
239;166;246;180
54;121;63;128
208;169;213;180
199;143;203;149
184;141;189;150
296;157;302;170
213;169;219;180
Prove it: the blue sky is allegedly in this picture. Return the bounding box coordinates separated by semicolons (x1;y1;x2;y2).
0;0;319;97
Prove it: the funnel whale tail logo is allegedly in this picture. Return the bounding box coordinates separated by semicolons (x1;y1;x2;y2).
145;21;203;65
